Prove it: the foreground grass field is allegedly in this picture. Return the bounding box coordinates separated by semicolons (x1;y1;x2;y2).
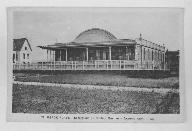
12;84;180;114
14;73;179;89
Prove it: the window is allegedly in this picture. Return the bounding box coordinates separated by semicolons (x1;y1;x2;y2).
13;54;15;63
152;50;154;61
16;54;18;61
25;47;27;50
158;51;159;60
23;53;25;59
148;49;150;60
27;54;29;59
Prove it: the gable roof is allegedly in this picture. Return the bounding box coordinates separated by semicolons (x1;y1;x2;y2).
13;38;32;51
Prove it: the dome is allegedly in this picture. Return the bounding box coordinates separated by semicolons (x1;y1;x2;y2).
73;28;117;43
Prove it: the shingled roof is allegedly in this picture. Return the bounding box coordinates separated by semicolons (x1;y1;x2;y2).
13;38;32;51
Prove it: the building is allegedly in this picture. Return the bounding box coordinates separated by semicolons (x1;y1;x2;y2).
165;50;179;74
13;28;166;71
13;38;32;64
37;28;166;70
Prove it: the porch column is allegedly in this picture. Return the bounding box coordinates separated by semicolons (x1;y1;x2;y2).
65;49;68;61
48;50;50;62
59;50;62;61
163;52;165;70
49;50;51;61
50;50;52;61
52;50;54;61
53;50;55;62
109;46;111;60
141;46;143;66
86;48;89;61
47;49;48;62
125;46;128;60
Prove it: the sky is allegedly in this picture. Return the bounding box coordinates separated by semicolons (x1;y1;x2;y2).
12;8;183;61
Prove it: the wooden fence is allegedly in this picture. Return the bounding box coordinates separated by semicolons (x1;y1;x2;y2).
13;60;165;71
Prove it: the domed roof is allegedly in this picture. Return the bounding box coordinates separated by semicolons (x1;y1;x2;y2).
73;28;117;43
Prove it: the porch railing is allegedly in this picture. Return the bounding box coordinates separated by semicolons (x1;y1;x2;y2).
13;60;165;71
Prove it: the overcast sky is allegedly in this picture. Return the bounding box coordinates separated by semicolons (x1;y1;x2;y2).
12;8;183;61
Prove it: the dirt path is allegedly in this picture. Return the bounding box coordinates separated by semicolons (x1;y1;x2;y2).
13;81;179;94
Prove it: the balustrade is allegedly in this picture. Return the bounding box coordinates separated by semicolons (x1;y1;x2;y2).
13;60;165;71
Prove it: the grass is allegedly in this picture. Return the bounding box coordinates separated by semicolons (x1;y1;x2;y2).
14;73;179;89
12;84;180;114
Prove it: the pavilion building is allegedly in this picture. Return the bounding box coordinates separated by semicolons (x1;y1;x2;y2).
37;28;166;70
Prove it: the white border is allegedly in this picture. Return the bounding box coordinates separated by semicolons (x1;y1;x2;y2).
1;0;192;131
7;7;184;123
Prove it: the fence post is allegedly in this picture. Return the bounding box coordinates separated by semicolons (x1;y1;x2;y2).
83;61;84;70
119;60;121;69
111;61;112;70
75;61;76;70
71;61;73;70
60;61;62;70
95;61;97;69
106;61;108;70
54;61;55;70
97;61;99;70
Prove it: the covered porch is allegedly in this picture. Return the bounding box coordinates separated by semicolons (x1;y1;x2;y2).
42;44;136;62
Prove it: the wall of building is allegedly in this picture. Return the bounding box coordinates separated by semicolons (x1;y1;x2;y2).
18;40;32;64
165;51;179;74
135;38;166;69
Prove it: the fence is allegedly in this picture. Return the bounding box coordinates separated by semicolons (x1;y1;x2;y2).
13;60;165;71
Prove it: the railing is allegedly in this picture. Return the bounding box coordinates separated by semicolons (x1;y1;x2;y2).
13;60;165;71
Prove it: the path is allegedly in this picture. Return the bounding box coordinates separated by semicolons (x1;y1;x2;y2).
13;81;179;94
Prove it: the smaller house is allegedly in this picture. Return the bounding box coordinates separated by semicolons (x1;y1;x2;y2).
165;50;179;74
13;38;32;64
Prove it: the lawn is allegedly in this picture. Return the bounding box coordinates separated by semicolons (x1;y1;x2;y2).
12;84;180;114
14;73;179;89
